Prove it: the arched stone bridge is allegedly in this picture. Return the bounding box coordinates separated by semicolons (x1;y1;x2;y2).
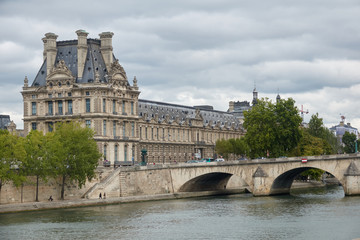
87;154;360;199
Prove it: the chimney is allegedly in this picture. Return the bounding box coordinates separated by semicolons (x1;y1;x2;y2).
99;32;114;71
229;101;234;112
76;30;89;79
43;32;58;75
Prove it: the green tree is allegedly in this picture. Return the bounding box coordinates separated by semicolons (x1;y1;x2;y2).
215;139;233;159
229;138;249;157
300;169;325;181
342;132;357;153
290;130;325;156
322;128;341;154
308;113;325;138
48;121;101;200
305;113;340;154
0;130;26;203
243;98;302;158
23;130;53;202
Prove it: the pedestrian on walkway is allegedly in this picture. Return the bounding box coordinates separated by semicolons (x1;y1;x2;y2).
99;193;102;199
103;192;106;199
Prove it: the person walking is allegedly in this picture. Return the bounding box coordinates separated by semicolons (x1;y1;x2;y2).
99;193;102;199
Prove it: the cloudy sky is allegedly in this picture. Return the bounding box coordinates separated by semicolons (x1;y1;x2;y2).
1;0;360;129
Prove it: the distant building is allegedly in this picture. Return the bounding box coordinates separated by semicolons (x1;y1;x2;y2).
0;115;24;136
228;88;259;120
329;116;359;144
0;115;10;129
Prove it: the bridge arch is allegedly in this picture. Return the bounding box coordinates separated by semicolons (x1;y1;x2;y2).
270;167;343;195
178;172;233;192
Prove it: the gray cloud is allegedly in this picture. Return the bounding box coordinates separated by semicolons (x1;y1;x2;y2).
1;0;360;129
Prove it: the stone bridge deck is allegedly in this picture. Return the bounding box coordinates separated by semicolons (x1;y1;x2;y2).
85;154;360;199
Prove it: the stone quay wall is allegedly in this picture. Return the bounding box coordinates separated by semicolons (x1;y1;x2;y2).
0;167;114;204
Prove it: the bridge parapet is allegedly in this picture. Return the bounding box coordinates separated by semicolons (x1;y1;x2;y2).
95;154;360;199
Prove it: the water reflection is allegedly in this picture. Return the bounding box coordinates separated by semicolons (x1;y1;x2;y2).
1;186;360;240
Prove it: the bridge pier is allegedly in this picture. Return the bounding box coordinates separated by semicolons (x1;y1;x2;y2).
344;162;360;196
252;166;271;196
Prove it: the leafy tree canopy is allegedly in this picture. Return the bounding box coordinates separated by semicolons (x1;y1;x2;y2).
243;98;302;158
342;131;357;153
308;113;325;138
0;130;26;191
47;121;102;199
215;138;249;159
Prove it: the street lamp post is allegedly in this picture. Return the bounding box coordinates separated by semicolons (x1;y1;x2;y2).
355;140;358;153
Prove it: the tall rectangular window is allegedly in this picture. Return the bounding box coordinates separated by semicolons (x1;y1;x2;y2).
86;99;90;112
124;145;128;161
131;122;134;137
123;123;126;137
31;102;36;115
58;101;63;115
114;145;118;162
103;99;106;113
113;100;116;113
48;101;53;115
68;100;73;114
139;127;142;139
103;120;107;136
145;127;147;139
48;122;53;132
113;121;116;136
151;128;154;140
104;145;107;160
31;122;37;130
86;120;91;128
122;101;125;114
131;102;134;114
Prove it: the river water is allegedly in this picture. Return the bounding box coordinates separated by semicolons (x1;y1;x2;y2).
1;186;360;240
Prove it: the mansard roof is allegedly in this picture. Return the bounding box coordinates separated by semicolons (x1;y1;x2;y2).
32;39;112;87
138;99;242;129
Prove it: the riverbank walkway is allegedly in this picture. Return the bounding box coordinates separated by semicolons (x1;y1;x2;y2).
0;189;246;214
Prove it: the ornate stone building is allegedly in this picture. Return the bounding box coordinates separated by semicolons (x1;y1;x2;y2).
22;30;244;165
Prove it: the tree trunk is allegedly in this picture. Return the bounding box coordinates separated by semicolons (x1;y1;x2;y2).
61;175;66;200
35;175;39;202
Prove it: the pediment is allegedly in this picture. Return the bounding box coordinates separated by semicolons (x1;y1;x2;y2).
47;60;74;80
108;60;127;82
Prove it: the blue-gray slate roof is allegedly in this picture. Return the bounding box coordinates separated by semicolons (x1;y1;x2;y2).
32;39;112;86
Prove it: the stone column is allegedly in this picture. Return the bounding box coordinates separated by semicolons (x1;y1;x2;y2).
344;161;360;196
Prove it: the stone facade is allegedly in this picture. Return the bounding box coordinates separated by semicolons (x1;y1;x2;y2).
22;30;244;165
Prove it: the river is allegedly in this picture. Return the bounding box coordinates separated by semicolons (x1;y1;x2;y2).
1;185;360;240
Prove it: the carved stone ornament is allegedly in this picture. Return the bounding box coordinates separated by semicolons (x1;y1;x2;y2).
195;108;202;119
24;76;29;87
108;59;128;85
47;60;74;81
